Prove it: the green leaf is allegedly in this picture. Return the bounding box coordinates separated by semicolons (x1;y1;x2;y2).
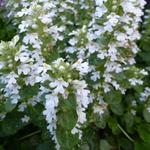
56;126;79;150
80;144;90;150
20;84;39;100
124;112;134;128
110;103;124;115
137;124;150;142
143;108;150;123
107;117;120;135
57;109;77;130
0;145;4;150
26;104;46;129
119;138;133;150
57;94;77;130
64;94;77;110
104;91;122;105
37;142;55;150
93;113;107;129
0;110;26;137
100;140;111;150
56;94;79;149
135;141;150;150
4;99;16;112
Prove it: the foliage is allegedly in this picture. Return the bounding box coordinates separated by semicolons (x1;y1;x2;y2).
0;7;16;41
0;0;150;150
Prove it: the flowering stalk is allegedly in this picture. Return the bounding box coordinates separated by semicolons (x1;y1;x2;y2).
0;0;147;149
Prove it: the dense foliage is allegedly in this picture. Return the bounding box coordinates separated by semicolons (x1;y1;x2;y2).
0;0;150;150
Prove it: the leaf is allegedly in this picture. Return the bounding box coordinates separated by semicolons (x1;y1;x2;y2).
26;104;46;129
56;94;79;149
137;124;150;142
139;52;150;64
118;137;133;150
57;109;77;130
4;99;16;112
135;141;150;150
93;113;107;129
110;103;124;115
143;108;150;123
57;94;77;130
0;145;4;150
124;112;134;128
104;91;122;105
0;110;26;137
37;142;55;150
80;144;90;150
64;94;77;110
89;53;105;66
56;126;79;150
107;117;120;135
20;84;39;100
100;140;111;150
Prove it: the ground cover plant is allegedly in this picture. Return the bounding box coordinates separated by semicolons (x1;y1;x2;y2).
1;0;150;150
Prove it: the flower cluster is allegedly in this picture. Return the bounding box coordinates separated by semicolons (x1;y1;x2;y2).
0;0;147;149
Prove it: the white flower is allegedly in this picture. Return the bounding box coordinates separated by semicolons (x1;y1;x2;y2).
97;50;107;59
49;79;68;94
114;32;127;42
23;33;42;49
43;94;59;142
94;6;107;18
18;102;27;112
68;38;78;46
21;115;30;123
72;59;90;75
108;44;118;61
140;87;150;102
131;109;136;116
65;47;76;53
0;113;6;120
91;71;100;81
10;35;19;48
76;107;86;124
1;72;21;104
94;105;105;116
140;69;148;75
44;26;65;41
16;8;32;17
107;13;120;27
147;107;150;113
72;80;90;121
15;50;30;63
104;22;113;32
86;43;98;54
103;84;111;93
0;62;5;70
131;100;137;107
18;64;31;75
129;78;143;86
19;20;33;33
39;12;56;24
128;58;136;65
95;0;106;6
105;62;123;73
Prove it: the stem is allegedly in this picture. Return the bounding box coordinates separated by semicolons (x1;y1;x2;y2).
117;124;134;142
19;130;41;141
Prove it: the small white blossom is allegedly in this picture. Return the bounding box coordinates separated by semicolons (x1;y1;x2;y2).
72;59;90;75
49;79;68;94
91;71;100;81
21;115;30;123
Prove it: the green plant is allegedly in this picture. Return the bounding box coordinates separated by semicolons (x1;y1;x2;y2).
0;0;150;150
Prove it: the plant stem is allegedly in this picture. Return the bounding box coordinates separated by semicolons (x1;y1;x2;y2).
19;130;41;141
117;124;134;142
